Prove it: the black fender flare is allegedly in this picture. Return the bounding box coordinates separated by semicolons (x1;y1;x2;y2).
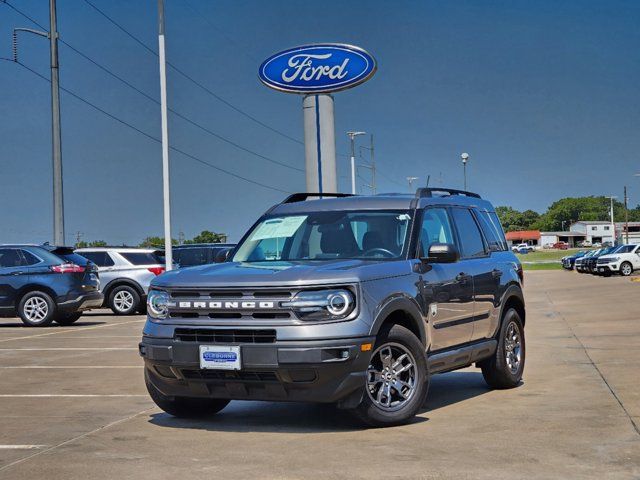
368;294;427;347
497;283;525;330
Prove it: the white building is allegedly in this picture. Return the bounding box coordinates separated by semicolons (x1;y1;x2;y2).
570;221;616;245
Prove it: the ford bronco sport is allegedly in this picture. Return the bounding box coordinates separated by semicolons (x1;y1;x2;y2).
140;188;526;426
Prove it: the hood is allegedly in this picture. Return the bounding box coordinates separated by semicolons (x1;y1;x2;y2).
152;259;414;289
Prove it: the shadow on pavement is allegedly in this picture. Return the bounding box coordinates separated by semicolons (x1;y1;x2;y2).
0;320;107;328
147;371;491;433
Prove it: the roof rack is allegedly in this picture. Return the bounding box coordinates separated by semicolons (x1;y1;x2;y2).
415;188;481;199
281;192;354;204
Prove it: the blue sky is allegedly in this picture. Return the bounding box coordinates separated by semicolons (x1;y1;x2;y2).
1;0;639;245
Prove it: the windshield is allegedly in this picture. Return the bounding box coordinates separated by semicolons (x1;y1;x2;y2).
233;210;412;262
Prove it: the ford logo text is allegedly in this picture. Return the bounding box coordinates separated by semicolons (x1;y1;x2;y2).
259;44;377;94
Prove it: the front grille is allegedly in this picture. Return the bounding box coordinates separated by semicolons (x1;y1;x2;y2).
174;328;276;344
182;369;278;382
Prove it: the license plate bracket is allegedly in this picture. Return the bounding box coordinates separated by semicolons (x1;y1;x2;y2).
199;345;241;370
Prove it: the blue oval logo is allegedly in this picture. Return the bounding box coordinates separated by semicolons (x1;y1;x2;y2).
259;44;377;94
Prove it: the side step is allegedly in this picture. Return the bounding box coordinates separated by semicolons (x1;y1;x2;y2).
427;339;497;374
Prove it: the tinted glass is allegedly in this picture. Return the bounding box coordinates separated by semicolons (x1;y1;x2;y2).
173;248;212;267
476;211;507;251
20;250;42;265
0;249;23;268
419;208;455;256
451;208;487;258
80;251;115;267
233;211;412;262
58;252;92;265
120;252;163;265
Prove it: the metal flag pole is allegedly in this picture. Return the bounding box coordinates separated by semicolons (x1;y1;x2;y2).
157;0;173;270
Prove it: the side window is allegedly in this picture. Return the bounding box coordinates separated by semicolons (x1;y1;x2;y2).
80;251;114;267
20;250;41;265
0;249;23;268
419;208;455;256
475;210;505;252
451;208;487;258
488;212;509;251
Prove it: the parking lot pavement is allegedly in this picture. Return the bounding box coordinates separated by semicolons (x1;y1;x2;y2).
0;272;639;479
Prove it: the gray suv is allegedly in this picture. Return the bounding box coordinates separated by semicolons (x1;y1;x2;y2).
76;248;166;315
140;189;525;426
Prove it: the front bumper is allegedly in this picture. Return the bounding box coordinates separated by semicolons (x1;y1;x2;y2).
58;290;104;313
140;334;375;404
596;263;618;274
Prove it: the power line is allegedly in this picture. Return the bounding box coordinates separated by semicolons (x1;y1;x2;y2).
81;0;304;146
3;0;303;174
7;59;291;194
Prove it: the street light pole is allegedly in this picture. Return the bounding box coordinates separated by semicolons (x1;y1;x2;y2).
347;131;366;194
48;0;64;245
605;196;617;245
461;153;469;191
407;176;419;192
158;0;173;270
624;186;629;243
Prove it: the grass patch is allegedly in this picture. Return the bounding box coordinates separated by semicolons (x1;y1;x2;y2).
515;248;595;271
521;262;563;271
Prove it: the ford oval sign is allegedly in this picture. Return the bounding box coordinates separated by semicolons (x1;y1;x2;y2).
259;44;377;94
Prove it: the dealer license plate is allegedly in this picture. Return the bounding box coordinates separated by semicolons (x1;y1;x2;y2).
199;345;241;370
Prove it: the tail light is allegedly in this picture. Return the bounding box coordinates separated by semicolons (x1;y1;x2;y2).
51;263;86;273
148;267;165;276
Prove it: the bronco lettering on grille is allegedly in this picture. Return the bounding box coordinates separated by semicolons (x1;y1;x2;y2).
175;301;276;309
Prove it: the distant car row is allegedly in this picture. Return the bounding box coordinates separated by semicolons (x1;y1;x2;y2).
512;241;568;253
0;243;235;327
562;244;640;276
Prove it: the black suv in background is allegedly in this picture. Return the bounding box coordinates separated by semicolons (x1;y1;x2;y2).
141;188;526;426
0;245;102;327
172;243;236;268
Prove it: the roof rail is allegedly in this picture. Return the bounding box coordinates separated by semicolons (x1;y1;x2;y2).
415;188;481;199
281;192;354;204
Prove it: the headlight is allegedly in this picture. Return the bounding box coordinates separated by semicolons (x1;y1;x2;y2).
147;290;170;319
283;289;355;321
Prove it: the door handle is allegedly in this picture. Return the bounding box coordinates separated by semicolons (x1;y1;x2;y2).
11;271;25;276
491;269;503;279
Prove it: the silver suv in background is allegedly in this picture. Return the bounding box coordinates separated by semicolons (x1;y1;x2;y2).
75;248;166;315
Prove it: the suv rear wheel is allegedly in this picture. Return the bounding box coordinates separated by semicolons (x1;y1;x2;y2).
480;308;525;389
145;370;230;418
350;324;429;427
55;312;83;326
108;285;140;315
18;291;56;327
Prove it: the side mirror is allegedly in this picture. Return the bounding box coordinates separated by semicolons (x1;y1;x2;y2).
214;248;233;263
423;243;460;264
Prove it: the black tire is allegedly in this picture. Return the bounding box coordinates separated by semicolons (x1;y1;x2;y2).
18;291;56;327
145;369;230;418
55;312;83;326
108;285;140;315
620;262;633;277
350;325;429;427
480;308;525;389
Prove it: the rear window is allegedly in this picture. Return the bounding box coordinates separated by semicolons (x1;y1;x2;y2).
120;252;163;265
79;251;115;267
59;252;92;265
173;248;213;267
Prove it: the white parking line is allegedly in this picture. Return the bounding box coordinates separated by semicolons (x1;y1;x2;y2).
0;394;148;397
0;348;138;351
0;366;141;369
0;319;145;343
0;445;48;450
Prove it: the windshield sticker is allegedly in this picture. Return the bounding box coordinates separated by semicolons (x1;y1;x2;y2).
251;216;307;241
397;214;411;222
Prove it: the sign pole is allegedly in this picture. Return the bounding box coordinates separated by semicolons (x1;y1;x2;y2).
158;0;173;270
303;94;337;193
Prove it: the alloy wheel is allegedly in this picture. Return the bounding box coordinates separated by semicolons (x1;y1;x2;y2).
621;263;632;276
366;342;417;412
23;296;49;323
113;290;134;312
504;321;522;374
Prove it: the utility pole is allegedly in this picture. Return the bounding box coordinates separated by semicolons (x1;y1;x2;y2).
461;153;470;190
605;196;617;245
347;131;366;194
624;186;629;243
75;231;83;246
358;134;377;194
158;0;173;271
49;0;64;245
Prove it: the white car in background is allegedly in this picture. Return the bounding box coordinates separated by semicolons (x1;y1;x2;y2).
595;244;640;276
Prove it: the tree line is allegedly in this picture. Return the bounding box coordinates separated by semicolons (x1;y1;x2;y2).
75;230;227;248
496;196;640;232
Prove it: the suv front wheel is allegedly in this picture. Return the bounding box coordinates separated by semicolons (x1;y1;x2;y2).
480;308;525;389
351;324;429;427
108;285;140;315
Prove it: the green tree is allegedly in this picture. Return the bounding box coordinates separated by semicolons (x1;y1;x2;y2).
139;237;177;248
75;240;107;248
495;206;541;232
184;230;228;244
